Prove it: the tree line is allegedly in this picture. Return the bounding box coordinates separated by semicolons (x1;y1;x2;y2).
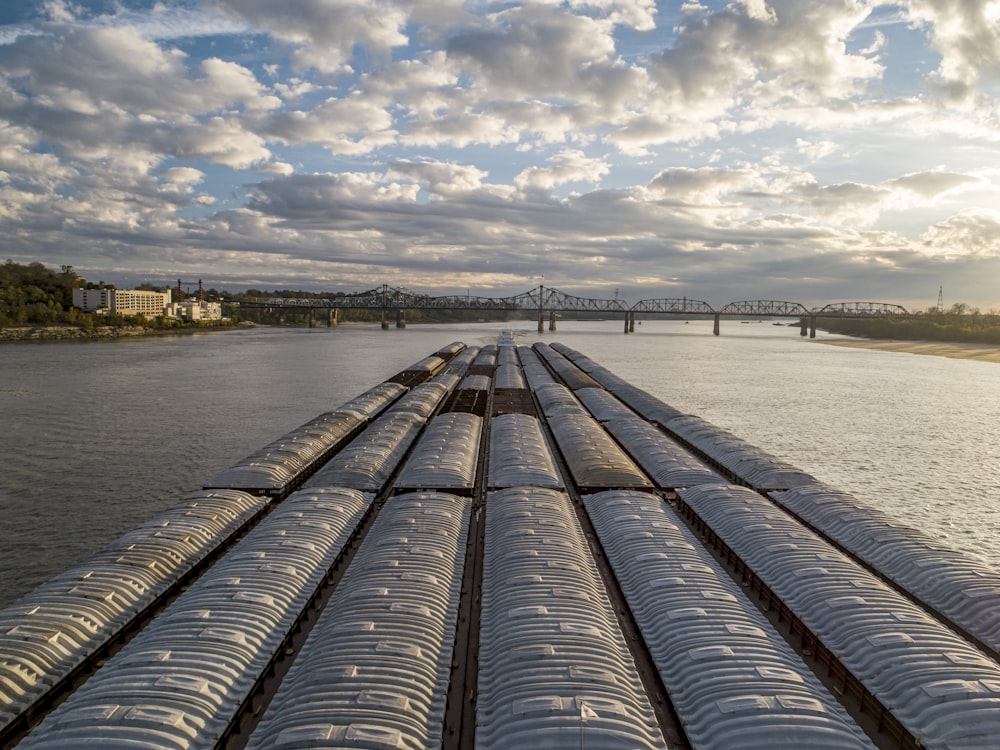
0;261;90;327
818;304;1000;345
0;261;215;329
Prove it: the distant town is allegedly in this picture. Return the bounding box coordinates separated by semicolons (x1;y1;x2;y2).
72;282;223;322
0;260;506;340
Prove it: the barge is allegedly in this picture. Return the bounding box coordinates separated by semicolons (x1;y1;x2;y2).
2;336;1000;749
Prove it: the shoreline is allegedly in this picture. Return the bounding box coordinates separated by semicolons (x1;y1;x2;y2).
816;337;1000;364
0;323;248;343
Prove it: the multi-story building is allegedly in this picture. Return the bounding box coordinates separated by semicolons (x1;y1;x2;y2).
168;299;223;321
73;288;172;316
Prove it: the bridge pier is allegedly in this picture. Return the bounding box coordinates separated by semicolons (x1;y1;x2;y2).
328;308;338;327
381;310;390;329
713;314;720;336
549;311;557;331
308;308;316;328
810;316;816;339
629;313;635;333
396;309;406;329
538;309;544;333
624;312;630;334
800;317;808;336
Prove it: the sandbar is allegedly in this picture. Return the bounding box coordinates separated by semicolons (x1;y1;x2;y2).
816;338;1000;364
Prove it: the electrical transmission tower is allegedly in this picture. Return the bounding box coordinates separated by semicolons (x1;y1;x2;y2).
937;286;943;312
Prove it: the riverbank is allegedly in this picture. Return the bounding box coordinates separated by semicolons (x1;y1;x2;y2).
0;322;247;343
817;337;1000;363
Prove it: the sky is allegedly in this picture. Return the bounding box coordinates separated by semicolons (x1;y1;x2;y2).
1;0;999;310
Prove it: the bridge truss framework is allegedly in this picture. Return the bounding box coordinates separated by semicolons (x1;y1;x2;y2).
231;285;912;336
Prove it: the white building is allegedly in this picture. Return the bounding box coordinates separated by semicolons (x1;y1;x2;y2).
73;288;172;316
168;299;223;321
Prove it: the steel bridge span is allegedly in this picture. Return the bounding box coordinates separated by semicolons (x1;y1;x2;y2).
229;285;911;336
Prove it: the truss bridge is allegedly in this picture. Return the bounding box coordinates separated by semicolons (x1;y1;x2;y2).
230;285;911;336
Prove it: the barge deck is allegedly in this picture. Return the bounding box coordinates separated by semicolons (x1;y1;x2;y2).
3;336;1000;749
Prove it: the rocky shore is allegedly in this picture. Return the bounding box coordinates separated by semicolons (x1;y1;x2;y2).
0;325;159;342
0;323;246;342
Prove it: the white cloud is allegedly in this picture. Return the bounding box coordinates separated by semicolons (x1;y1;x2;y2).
159;167;204;188
907;0;1000;98
446;4;645;115
646;165;765;205
0;0;998;307
257;95;397;155
205;0;409;73
625;0;886;150
515;150;610;192
922;208;1000;257
887;169;981;200
387;159;492;197
153;117;272;170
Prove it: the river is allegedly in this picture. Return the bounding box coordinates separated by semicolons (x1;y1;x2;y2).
1;320;997;607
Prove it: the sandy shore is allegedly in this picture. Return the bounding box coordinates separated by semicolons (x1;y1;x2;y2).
816;338;1000;363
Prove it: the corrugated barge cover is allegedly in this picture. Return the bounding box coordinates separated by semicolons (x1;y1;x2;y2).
498;346;519;366
18;488;373;750
472;346;497;368
494;363;527;389
0;489;267;737
458;374;491;391
517;346;557;389
335;381;408;420
204;411;364;492
393;412;482;492
535;383;590;419
441;346;479;375
435;341;466;358
431;370;462;391
387;381;449;419
666;415;818;490
245;492;470;750
601;382;685;426
532;343;601;390
772;483;1000;657
584;491;875;750
477;487;667;750
681;483;1000;749
487;414;564;489
404;355;446;374
604;416;722;489
304;412;426;492
575;387;636;423
547;413;651;490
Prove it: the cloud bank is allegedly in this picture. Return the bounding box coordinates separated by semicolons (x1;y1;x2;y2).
1;0;999;309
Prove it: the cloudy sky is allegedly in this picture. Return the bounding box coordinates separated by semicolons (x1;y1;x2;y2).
2;0;999;309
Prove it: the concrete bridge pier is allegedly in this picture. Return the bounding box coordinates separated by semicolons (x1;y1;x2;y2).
396;309;406;329
549;311;557;331
800;317;808;336
629;313;635;333
538;309;545;333
381;310;390;329
308;308;316;328
624;312;630;334
713;314;720;336
328;308;338;327
810;316;817;339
